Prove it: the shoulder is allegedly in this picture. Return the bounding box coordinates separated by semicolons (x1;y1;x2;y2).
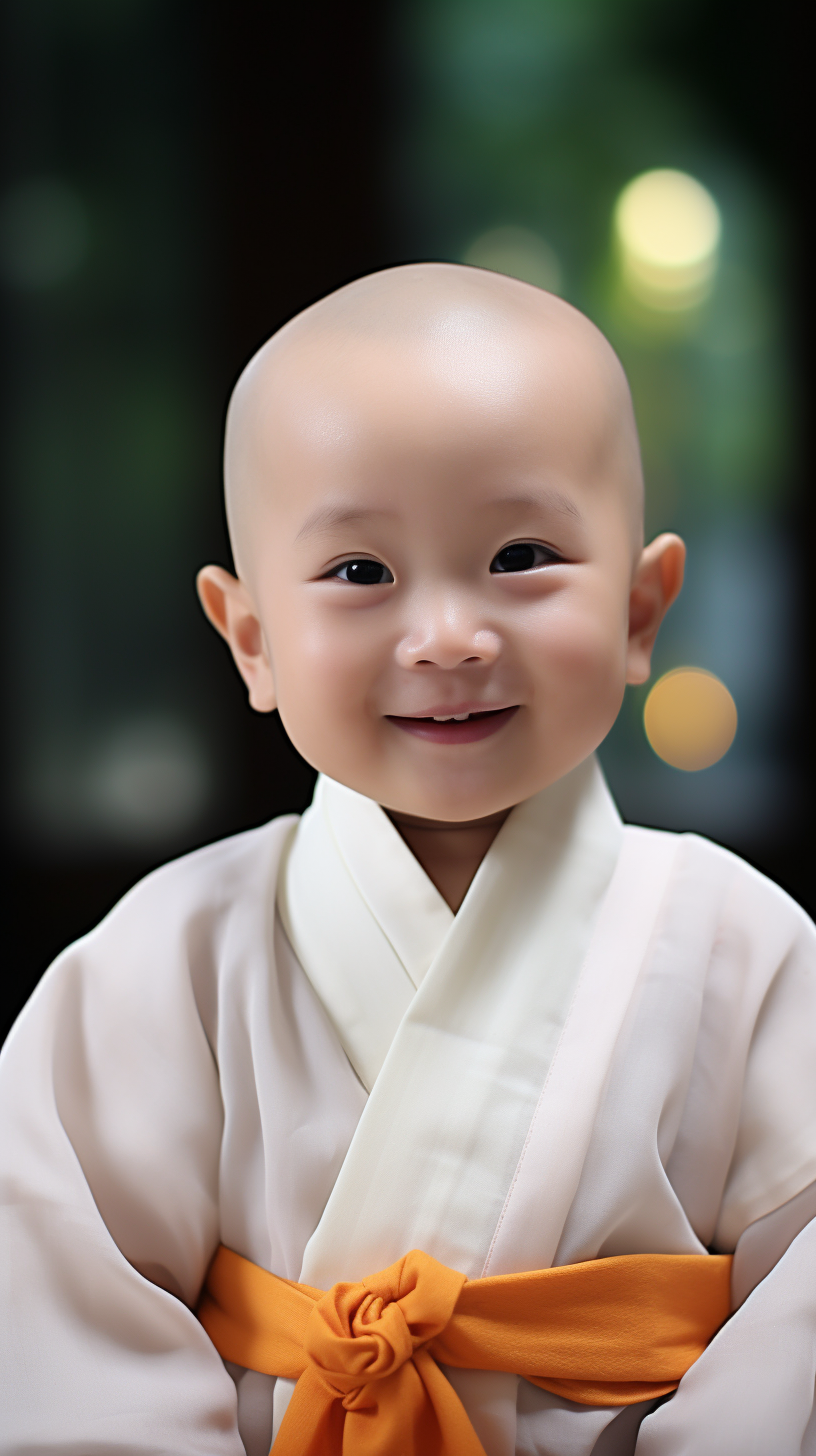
9;815;300;1044
91;813;299;942
624;822;815;966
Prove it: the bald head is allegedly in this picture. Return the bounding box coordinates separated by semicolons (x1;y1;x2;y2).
223;263;644;581
199;264;684;820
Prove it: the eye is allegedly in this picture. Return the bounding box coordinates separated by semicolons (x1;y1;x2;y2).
490;541;563;573
326;558;395;585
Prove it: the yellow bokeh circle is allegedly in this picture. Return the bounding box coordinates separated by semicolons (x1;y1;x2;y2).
614;168;721;310
644;668;737;771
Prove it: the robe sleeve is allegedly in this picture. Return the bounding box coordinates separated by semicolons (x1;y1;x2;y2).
0;850;249;1454
637;863;816;1455
714;874;816;1248
636;1203;816;1455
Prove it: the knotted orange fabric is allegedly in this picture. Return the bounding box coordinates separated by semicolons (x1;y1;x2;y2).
198;1244;731;1456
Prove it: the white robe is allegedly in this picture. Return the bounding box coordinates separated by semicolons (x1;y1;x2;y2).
2;756;816;1455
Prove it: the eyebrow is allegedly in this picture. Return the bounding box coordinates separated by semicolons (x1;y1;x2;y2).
491;488;582;521
295;503;395;542
295;486;581;543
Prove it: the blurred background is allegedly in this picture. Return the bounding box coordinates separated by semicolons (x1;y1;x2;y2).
2;0;810;1037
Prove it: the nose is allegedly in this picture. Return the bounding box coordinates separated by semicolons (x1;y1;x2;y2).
394;588;501;670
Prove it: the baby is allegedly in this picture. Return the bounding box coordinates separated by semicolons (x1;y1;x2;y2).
2;264;815;1456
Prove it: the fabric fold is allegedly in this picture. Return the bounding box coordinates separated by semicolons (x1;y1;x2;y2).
198;1243;732;1455
289;755;625;1296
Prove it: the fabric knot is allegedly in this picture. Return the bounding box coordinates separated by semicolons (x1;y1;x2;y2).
199;1242;733;1456
303;1249;467;1407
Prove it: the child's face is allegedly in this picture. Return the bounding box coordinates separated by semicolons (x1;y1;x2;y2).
202;281;683;822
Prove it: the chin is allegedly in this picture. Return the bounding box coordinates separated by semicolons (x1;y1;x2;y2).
406;776;523;824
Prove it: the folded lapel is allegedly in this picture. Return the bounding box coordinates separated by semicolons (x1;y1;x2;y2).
482;826;678;1277
297;756;625;1287
278;776;452;1092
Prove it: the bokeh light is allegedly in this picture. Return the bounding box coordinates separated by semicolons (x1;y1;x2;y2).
463;226;562;293
644;668;737;771
0;177;89;289
84;715;211;843
614;169;721;311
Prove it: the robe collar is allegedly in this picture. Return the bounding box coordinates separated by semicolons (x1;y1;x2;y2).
276;755;631;1325
278;756;622;1098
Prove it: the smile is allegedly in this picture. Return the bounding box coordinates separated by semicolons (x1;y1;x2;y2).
386;706;519;744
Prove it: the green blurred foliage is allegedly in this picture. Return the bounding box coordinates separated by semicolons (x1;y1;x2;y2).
393;0;797;829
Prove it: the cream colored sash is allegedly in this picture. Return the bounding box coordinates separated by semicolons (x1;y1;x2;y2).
277;755;624;1287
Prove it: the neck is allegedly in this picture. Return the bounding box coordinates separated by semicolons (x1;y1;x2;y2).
386;806;513;912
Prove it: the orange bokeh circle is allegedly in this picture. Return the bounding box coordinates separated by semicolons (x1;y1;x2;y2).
644;669;737;772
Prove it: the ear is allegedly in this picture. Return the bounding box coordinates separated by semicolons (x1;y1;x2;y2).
196;565;276;712
626;533;686;685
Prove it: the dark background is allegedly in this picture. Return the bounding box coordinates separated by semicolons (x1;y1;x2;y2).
2;0;809;1039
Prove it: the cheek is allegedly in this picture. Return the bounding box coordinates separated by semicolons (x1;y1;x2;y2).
525;589;629;702
265;599;385;745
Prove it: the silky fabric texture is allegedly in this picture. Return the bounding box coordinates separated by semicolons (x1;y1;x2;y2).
278;773;455;1092
2;761;816;1453
198;1240;732;1455
283;758;624;1295
271;759;624;1439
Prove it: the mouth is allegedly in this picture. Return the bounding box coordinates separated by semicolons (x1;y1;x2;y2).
385;705;519;744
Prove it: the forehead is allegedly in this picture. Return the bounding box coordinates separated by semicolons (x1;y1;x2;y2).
224;287;644;574
247;317;619;489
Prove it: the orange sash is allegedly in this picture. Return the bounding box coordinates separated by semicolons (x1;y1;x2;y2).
198;1244;731;1456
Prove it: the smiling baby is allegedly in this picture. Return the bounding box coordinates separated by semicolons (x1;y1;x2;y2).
2;264;815;1456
